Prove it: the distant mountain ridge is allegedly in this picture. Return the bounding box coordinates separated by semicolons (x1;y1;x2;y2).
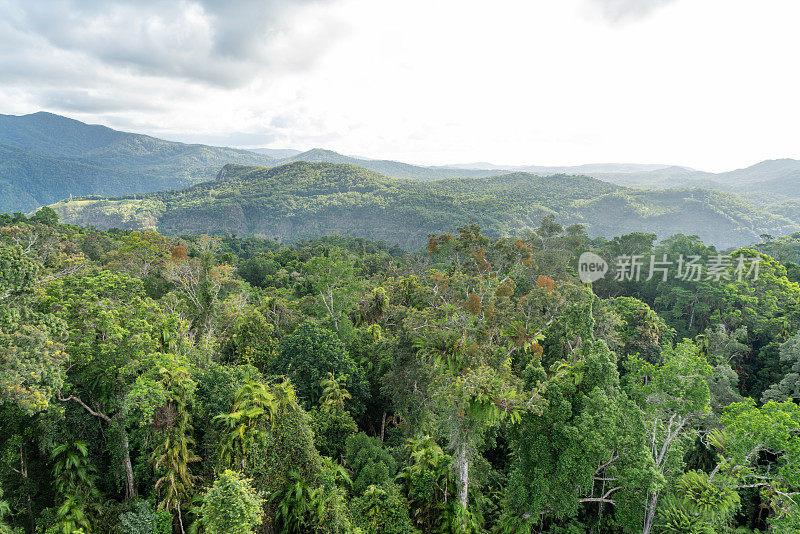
263;148;499;181
50;161;800;249
0;112;277;212
3;111;800;212
3;111;800;242
247;147;302;158
256;146;800;192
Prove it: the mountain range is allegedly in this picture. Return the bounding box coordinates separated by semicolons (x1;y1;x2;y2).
3;112;800;249
50;161;799;249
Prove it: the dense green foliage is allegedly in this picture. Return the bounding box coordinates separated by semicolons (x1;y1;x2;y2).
53;161;798;250
1;210;800;533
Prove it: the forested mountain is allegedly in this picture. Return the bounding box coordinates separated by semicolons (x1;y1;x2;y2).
0;144;144;212
740;170;800;197
720;158;800;184
2;210;800;533
262;148;800;193
51;161;799;249
0;112;276;212
3;112;800;218
588;158;800;191
264;150;707;183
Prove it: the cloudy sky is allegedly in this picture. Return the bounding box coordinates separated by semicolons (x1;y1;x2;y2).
2;0;798;171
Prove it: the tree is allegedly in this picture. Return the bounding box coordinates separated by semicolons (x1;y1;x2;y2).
762;332;800;402
350;484;416;534
507;340;654;531
344;433;397;495
710;399;800;530
221;306;278;368
0;314;67;415
312;374;357;459
151;365;200;534
396;436;460;534
41;270;179;499
303;248;363;331
656;470;739;533
320;372;352;410
607;296;674;363
238;255;278;288
106;230;170;279
623;340;713;534
201;470;264;534
270;323;366;412
409;238;550;523
28;207;59;227
268;470;320;534
216;380;279;471
164;235;235;340
49;441;97;534
216;377;323;523
311;407;357;460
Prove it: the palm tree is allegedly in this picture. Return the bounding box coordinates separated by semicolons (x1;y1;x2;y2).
215;379;280;469
320;372;351;409
268;471;322;534
151;366;200;534
51;441;96;497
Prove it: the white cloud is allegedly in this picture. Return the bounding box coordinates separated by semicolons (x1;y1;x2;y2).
586;0;678;22
2;0;800;172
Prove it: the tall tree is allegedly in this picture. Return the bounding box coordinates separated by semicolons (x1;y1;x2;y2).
623;340;712;534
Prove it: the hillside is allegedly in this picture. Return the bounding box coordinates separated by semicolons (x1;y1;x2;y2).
261;148;800;194
265;149;702;183
0;112;277;211
5;112;800;217
50;161;799;249
587;159;800;190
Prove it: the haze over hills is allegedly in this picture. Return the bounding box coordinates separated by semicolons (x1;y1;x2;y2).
257;145;800;195
2;112;800;208
50;161;800;249
446;161;679;174
247;147;302;158
261;148;501;181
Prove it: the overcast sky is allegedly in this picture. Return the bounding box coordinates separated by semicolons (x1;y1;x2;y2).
2;0;799;172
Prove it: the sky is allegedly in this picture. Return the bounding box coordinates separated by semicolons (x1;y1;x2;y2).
1;0;799;172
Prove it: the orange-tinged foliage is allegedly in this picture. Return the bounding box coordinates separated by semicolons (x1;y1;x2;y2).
465;293;482;315
536;275;556;292
514;238;534;265
171;245;188;261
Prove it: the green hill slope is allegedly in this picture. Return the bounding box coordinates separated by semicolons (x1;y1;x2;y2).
50;161;800;249
0;112;277;211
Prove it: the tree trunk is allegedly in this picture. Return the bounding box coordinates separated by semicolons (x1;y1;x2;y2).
20;447;34;534
177;500;186;534
119;426;137;499
58;395;137;499
456;440;469;509
642;491;659;534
